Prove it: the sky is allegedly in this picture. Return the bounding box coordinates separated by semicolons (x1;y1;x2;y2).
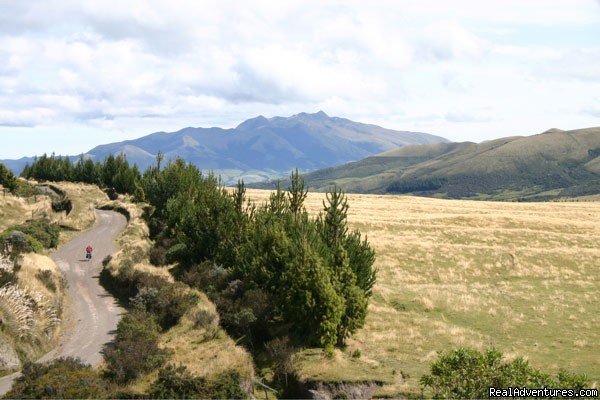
1;0;600;158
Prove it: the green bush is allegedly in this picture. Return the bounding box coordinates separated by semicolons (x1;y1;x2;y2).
150;364;246;399
103;310;168;384
12;180;42;198
51;197;73;215
130;281;199;330
5;357;111;399
420;348;590;399
6;219;61;249
0;163;17;192
0;230;43;255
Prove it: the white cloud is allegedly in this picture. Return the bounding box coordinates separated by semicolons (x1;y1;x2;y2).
0;0;599;157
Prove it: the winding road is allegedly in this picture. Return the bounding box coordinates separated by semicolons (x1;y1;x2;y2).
0;210;127;395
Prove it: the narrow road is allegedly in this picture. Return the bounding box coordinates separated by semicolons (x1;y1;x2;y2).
0;210;127;395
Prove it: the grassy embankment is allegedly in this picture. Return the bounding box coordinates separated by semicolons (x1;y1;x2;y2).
0;182;105;374
99;198;254;395
245;189;600;397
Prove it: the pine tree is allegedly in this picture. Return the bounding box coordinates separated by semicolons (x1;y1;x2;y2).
287;169;307;219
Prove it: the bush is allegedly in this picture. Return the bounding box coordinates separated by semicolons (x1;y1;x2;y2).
106;187;119;200
5;357;111;399
51;197;73;215
420;348;590;399
103;310;168;384
0;163;17;192
0;268;19;287
149;246;167;266
0;230;43;255
12;180;42;198
36;269;57;292
6;219;61;249
150;364;246;399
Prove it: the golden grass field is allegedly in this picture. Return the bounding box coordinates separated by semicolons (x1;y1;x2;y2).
245;189;600;397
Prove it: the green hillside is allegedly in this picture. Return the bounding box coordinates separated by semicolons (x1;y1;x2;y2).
257;127;600;201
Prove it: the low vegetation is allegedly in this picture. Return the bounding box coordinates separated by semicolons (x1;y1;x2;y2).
4;357;112;399
421;348;589;399
150;365;247;399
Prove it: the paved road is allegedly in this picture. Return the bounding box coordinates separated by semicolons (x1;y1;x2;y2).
0;210;127;395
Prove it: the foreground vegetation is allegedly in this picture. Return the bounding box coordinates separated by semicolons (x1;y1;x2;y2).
246;189;599;397
8;156;597;398
20;155;377;352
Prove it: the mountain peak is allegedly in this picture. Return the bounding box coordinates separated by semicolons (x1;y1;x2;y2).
542;128;564;134
291;110;330;120
236;115;269;130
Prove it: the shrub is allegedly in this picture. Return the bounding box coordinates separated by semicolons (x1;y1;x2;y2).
191;308;218;329
265;336;296;386
149;246;167;266
106;187;119;200
5;357;111;399
51;197;73;215
0;231;43;255
7;219;61;249
150;365;246;399
12;180;42;198
420;348;590;399
103;309;168;384
0;163;17;192
36;269;57;292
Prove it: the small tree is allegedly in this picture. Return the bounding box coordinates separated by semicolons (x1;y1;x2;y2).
287;169;307;219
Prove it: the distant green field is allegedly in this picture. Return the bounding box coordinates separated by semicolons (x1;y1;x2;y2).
247;189;600;397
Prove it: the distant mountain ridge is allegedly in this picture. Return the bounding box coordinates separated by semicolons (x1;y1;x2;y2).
1;111;447;183
254;127;600;201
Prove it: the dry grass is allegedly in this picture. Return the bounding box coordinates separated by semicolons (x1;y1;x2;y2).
103;199;254;394
244;189;600;397
0;253;64;373
0;190;53;232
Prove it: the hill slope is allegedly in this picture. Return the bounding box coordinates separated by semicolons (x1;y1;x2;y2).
1;112;447;184
259;127;600;201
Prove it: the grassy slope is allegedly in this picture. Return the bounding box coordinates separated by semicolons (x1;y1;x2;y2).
99;199;254;395
0;182;106;374
0;189;53;232
245;189;600;397
270;127;600;201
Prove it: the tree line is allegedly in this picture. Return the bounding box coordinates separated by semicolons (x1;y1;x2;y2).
19;152;377;351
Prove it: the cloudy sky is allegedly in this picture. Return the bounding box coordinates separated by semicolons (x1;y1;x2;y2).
1;0;600;158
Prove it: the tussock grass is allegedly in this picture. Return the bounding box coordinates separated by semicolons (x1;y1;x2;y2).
0;190;53;232
245;189;600;397
0;253;64;374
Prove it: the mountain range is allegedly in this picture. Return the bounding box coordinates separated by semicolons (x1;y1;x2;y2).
255;127;600;201
1;112;447;183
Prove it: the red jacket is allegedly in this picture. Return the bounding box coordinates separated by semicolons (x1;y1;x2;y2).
86;246;93;253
